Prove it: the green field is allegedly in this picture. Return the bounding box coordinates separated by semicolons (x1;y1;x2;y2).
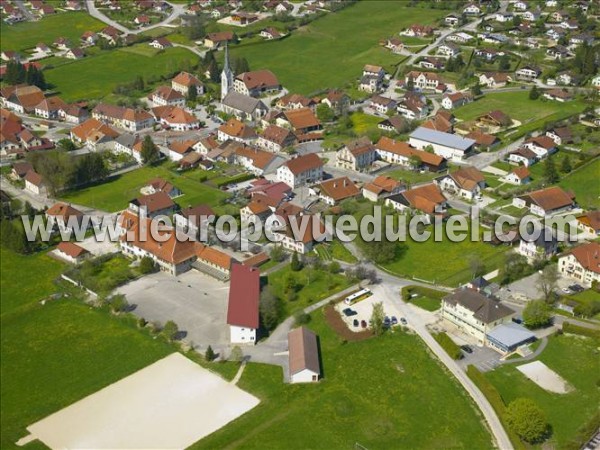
44;45;198;101
267;264;353;316
193;311;493;449
382;225;509;286
484;334;600;449
61;163;229;212
403;285;445;312
225;2;445;94
454;92;588;139
329;239;358;263
0;249;65;315
0;12;105;52
559;157;600;210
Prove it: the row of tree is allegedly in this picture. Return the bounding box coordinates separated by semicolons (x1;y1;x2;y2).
3;60;47;89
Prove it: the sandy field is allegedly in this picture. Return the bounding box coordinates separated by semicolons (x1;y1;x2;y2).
516;360;573;394
27;353;259;449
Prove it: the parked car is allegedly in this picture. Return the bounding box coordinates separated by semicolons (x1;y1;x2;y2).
360;320;367;328
391;316;398;325
353;319;359;327
461;345;473;354
561;287;573;295
342;308;357;317
569;284;584;293
400;317;407;325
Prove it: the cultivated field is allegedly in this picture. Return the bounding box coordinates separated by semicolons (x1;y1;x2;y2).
193;311;494;449
0;12;105;52
226;2;445;94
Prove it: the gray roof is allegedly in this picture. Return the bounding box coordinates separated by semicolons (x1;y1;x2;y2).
486;323;535;348
444;288;514;324
222;91;267;114
114;133;137;148
410;127;475;151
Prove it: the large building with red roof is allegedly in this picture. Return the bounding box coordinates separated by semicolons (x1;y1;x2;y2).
227;264;260;344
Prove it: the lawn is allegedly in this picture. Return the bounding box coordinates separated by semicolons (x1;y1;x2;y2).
454;92;588;140
328;239;358;263
386;167;446;185
484;334;600;449
402;285;445;312
44;45;198;101
61;163;229;212
267;264;354;316
193;310;493;449
64;254;139;296
351;112;383;135
559;157;600;210
224;1;445;94
0;249;65;315
381;224;510;286
0;12;105;52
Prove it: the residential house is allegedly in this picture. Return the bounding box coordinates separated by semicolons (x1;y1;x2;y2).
495;12;514;22
70;118;120;148
55;242;90;264
233;70;281;97
515;66;541;81
80;31;98;45
260;27;283;40
65;48;85;60
135;14;151;25
34;96;67;120
171;71;204;96
227;264;260;344
421;111;454;134
92;103;154;132
543;88;573;102
508;147;537;167
113;133;143;163
152;105;200;131
149;86;186;108
10;161;33;180
276;213;326;254
362;176;404;202
359;64;385;93
435;166;486;200
321;90;350;113
277;153;323;187
278;108;322;136
288;327;321;383
404;24;435;37
465;131;500;150
234;145;277;176
128;191;176;218
437;43;460;57
204;31;235;49
503;166;531;185
463;3;481;15
375;136;446;172
384;38;404;54
385;183;447;223
149;38;173;50
517;228;558;262
445;14;460;26
174;204;215;237
477;110;512;128
217;118;257;143
1;84;45;114
405;71;442;91
397;92;429;120
446;32;473;44
312;177;360;206
409;127;475;161
378;115;406;134
577;211;600;236
369;95;397;115
335;137;376;172
546;127;572;146
479;72;512;88
474;48;505;62
418;57;446;71
24;170;45;195
164;140;194;162
441;92;472;110
98;26;121;45
513;186;575;216
523;136;557;158
257;124;296;152
194;135;219;154
46;202;86;233
59;104;89;124
277;93;317;111
558;242;600;287
441;288;515;344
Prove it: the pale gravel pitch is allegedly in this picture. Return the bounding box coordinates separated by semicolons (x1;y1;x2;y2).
516;360;573;394
27;353;259;450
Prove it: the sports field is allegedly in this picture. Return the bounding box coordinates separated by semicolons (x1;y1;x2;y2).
44;45;198;101
226;1;445;94
1;12;105;52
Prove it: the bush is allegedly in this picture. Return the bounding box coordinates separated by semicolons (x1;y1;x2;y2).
522;300;552;329
139;256;156;274
205;345;215;361
562;322;600;339
230;346;243;362
294;311;311;325
506;398;550;444
162;320;178;342
109;294;129;313
433;332;463;360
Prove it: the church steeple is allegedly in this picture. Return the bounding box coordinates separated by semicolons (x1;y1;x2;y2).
221;42;233;101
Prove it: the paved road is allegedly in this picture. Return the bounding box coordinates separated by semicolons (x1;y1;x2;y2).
468;137;525;170
172;42;206;58
87;0;186;35
13;0;35;20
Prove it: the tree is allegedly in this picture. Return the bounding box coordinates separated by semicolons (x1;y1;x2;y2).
370;302;386;336
560;155;572;173
269;244;286;262
501;253;531;285
141;135;160;165
109;294;129;313
543;157;559;183
57;138;76;151
328;261;341;274
184;15;206;40
139;256;156;274
523;300;552;329
187;85;197;102
290;251;303;271
316;103;335;122
294;311;311;325
499;55;511;70
536;265;558;302
205;345;215;361
529;85;540;100
207;59;220;82
469;255;486;278
408;154;422;169
232;56;250;76
162;320;179;341
506;398;549;443
470;83;482;96
230;346;243;362
259;287;283;331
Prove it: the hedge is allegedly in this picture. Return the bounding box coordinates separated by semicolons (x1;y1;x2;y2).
466;366;526;450
433;332;463;360
215;173;254;188
562;322;600;340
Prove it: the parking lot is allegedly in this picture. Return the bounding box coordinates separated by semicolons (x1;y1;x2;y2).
334;287;406;332
116;270;230;353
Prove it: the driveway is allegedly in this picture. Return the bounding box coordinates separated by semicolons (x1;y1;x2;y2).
116;270;230;353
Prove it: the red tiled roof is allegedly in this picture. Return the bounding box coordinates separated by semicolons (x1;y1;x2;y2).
226;264;260;328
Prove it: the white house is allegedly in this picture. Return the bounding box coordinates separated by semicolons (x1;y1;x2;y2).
409;127;475;161
513;186;575;217
288;327;321;383
435;166;485;200
517;228;558;263
55;241;90;264
558;242;600;288
227;264;260;345
276;153;323;188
